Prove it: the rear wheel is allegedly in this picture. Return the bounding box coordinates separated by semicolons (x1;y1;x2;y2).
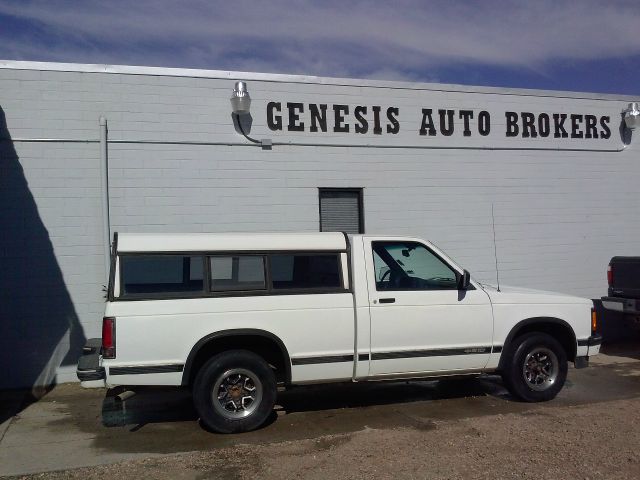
193;350;276;433
502;332;567;402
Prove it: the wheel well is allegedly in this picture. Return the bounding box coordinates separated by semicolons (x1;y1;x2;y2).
500;318;577;367
183;333;290;387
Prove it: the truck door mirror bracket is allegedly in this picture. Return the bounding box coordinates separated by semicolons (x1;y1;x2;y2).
459;270;471;290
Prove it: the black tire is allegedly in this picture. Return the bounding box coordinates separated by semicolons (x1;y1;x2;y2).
501;332;568;402
193;349;276;433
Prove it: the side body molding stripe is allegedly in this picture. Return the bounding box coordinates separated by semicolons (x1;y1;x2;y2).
110;364;184;375
292;346;501;366
371;346;492;360
292;354;354;365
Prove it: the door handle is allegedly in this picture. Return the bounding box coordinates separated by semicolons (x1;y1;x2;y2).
379;297;396;304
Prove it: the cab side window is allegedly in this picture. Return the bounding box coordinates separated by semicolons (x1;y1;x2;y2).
372;241;458;291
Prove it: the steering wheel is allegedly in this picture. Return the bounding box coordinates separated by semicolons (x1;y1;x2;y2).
380;269;391;282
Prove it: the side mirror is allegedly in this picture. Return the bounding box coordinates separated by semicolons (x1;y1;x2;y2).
459;269;471;290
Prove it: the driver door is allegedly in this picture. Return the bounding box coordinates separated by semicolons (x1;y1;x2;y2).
364;238;493;376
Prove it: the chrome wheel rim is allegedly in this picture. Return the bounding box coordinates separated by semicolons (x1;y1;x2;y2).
212;368;263;419
522;347;559;391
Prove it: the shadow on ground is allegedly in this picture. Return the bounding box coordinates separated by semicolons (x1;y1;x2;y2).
99;376;514;433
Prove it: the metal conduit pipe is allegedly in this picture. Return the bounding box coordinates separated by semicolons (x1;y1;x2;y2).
0;138;99;143
99;116;111;281
2;136;627;153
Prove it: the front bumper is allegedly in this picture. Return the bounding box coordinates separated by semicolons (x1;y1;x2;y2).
575;333;603;368
579;333;603;347
76;338;106;388
601;296;640;314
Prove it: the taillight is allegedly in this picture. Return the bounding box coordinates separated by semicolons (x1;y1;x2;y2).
102;317;116;359
591;308;598;334
607;265;613;286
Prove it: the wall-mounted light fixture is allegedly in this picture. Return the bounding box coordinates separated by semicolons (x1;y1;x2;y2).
230;81;251;114
230;81;272;150
623;102;640;130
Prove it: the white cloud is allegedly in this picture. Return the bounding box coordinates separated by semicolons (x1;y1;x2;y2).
0;0;639;81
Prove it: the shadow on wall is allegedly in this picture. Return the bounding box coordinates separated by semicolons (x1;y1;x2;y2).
0;106;86;408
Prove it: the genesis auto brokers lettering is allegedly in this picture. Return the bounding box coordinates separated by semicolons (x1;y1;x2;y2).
266;101;612;140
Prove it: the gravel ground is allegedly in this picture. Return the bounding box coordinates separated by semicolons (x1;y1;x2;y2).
11;396;640;480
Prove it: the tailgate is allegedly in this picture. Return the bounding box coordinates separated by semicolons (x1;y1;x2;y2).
609;257;640;298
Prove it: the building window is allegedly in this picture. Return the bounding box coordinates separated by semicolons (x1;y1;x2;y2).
319;188;364;234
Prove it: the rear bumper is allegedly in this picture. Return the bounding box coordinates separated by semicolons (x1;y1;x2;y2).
77;355;105;381
76;338;106;388
601;296;640;314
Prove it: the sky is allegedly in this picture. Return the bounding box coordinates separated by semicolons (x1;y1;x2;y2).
1;0;640;95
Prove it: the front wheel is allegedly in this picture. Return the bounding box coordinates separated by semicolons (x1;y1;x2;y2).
501;332;568;402
193;350;276;433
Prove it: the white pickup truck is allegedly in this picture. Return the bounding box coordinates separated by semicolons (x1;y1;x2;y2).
77;232;601;433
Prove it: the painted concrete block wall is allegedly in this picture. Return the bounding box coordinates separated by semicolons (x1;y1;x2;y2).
0;138;104;387
0;62;638;388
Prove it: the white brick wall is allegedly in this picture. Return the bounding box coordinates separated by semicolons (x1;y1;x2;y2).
0;62;638;388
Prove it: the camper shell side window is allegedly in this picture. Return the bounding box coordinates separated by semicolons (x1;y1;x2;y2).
115;250;349;300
